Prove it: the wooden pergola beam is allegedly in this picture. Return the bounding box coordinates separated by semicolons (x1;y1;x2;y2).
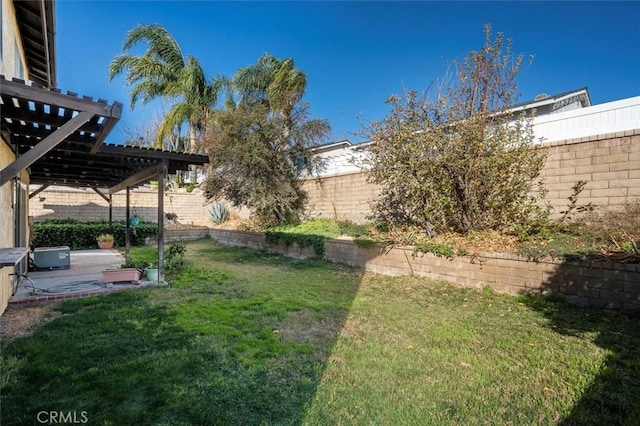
28;184;49;199
91;187;110;203
0;78;120;118
0;111;93;186
2;104;104;132
90;103;123;154
98;144;208;162
108;163;165;195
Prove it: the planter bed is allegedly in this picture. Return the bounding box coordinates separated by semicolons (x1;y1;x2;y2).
102;268;142;285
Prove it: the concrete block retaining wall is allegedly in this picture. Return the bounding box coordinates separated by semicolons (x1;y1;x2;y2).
209;228;640;310
147;227;212;244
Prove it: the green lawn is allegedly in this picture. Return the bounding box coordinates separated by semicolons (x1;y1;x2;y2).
2;239;638;425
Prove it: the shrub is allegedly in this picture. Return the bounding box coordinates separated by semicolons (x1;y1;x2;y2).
165;243;187;274
209;203;230;224
120;258;149;270
265;231;326;257
414;241;458;259
32;220;158;249
365;25;547;236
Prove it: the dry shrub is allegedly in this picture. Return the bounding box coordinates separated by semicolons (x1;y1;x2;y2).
583;198;640;253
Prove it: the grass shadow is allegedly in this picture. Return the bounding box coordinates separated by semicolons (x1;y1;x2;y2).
1;241;363;425
522;264;640;425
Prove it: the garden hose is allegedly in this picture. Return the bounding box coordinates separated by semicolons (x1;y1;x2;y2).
23;278;103;295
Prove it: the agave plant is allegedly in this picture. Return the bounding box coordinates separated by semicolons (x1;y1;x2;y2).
210;203;230;224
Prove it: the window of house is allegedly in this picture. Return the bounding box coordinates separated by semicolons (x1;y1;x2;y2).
296;156;309;170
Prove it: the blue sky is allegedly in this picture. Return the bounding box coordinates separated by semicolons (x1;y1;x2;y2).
56;1;640;144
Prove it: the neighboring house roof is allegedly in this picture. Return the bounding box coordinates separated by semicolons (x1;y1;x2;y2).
310;140;353;154
13;0;57;88
509;87;591;114
308;88;640;178
314;87;593;158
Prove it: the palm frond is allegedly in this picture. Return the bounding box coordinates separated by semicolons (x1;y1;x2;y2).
269;58;306;112
122;24;185;70
129;80;169;109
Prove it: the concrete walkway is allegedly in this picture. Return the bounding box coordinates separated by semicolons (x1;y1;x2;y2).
10;249;163;306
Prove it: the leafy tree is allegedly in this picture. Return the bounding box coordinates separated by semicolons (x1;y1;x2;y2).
366;25;547;236
204;54;330;226
109;24;220;152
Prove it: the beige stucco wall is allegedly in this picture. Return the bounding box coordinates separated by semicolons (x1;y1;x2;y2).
0;139;15;314
0;0;33;315
0;139;30;315
0;0;28;81
0;140;15;314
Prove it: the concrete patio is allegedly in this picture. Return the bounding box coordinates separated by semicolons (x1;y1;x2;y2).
9;249;163;306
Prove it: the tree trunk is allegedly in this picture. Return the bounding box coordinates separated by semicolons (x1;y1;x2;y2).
188;122;197;154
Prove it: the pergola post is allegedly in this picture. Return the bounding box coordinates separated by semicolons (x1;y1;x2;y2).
157;168;165;284
125;187;131;260
90;188;113;234
108;194;113;232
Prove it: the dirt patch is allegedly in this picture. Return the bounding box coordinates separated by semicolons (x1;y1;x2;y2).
430;229;520;254
274;310;343;347
0;304;61;339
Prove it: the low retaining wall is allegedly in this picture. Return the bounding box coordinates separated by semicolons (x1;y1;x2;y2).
209;229;640;310
147;227;212;244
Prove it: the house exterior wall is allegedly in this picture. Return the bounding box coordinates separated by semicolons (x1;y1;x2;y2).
0;140;16;314
1;140;30;314
0;0;35;315
531;97;640;144
0;0;27;81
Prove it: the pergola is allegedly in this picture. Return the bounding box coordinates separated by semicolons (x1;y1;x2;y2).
0;76;209;282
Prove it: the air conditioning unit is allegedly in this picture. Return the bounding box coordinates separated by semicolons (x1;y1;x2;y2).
33;246;70;270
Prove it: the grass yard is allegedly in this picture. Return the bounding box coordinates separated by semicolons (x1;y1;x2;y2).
1;239;638;425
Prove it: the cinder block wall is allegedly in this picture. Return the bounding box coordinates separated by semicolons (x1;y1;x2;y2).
30;188;214;225
539;130;640;213
302;130;640;223
29;130;640;226
301;171;379;223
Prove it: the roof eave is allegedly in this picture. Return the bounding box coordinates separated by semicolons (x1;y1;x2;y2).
43;0;57;87
14;0;57;88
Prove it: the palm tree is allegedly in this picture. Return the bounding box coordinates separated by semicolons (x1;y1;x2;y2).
109;24;219;152
205;53;330;224
232;54;307;143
